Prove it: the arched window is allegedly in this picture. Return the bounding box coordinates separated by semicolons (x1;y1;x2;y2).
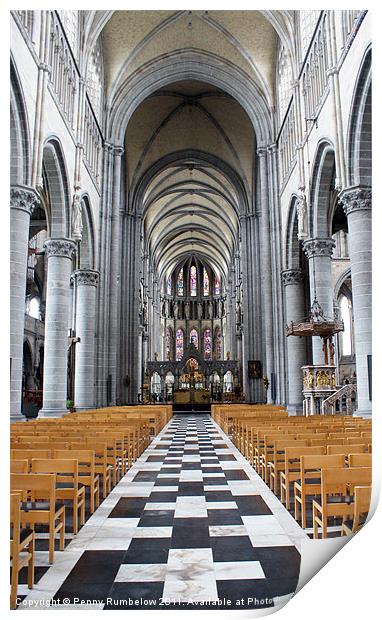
214;274;220;296
175;329;184;361
165;327;172;360
167;275;172;296
203;329;212;360
57;10;78;57
203;267;209;296
339;295;352;356
177;269;184;296
27;297;41;320
190;265;197;296
299;11;321;58
190;329;198;349
87;40;103;122
277;44;292;124
214;327;222;360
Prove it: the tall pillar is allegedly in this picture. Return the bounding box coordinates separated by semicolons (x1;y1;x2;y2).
10;186;39;420
72;269;99;410
339;186;372;417
282;269;306;414
303;238;335;364
258;147;274;402
39;238;76;417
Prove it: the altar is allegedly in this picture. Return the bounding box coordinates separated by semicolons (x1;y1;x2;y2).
145;343;241;404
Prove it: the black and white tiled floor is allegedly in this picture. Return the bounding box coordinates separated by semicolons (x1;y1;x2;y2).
17;415;308;611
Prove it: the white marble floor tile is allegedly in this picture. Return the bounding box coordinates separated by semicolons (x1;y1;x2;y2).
209;525;248;537
214;561;265;580
206;501;238;510
132;526;173;538
115;563;168;582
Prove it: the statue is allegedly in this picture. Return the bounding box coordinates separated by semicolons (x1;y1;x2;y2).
207;300;213;319
236;301;241;325
329;340;335;366
185;302;190;320
197;301;203;320
220;298;225;318
174;302;179;319
72;191;83;241
296;190;308;241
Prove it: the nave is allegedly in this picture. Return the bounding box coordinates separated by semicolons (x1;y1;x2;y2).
17;415;306;610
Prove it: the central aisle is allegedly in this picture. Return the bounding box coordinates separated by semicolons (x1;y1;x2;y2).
20;415;308;610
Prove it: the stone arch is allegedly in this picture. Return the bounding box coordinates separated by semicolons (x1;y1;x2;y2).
80;194;96;269
10;56;31;185
108;50;273;146
347;47;371;187
284;195;301;269
41;138;71;238
309;140;336;238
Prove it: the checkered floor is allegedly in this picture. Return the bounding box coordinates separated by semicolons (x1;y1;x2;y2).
17;415;308;610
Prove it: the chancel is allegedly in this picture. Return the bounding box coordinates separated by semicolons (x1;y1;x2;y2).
10;9;372;611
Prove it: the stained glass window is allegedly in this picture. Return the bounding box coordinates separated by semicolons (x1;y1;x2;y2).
203;329;212;360
176;329;184;361
203;267;209;296
190;265;197;296
177;269;184;296
215;328;222;359
167;275;172;296
166;327;172;360
214;274;220;296
190;329;198;350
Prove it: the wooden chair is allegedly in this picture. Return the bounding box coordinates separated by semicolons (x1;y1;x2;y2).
327;444;367;456
268;439;309;495
294;454;346;529
348;453;372;467
10;460;29;473
280;446;326;509
10;492;34;609
53;449;99;514
10;473;65;564
341;485;372;536
31;459;85;535
313;467;372;538
70;442;112;499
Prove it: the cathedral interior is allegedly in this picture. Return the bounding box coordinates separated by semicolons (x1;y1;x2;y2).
9;9;372;612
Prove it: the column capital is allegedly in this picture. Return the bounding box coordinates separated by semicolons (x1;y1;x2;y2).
113;145;124;157
44;238;76;259
71;269;100;287
10;185;39;215
339;185;372;215
281;269;304;286
303;237;335;259
256;146;268;158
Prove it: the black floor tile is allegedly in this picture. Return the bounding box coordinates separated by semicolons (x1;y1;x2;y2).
253;546;300;580
224;470;250;480
234;495;273;516
177;482;205;495
171;518;210;548
146;455;165;462
108;497;147;518
218;455;237;461
148;491;178;502
180;462;202;470
211;536;258;562
205;490;233;501
207;509;243;525
123;538;170;564
132;471;159;482
154;477;180;486
52;550;125;603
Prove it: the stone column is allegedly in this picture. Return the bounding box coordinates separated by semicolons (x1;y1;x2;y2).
339;186;372;416
39;238;76;417
303;238;335;364
10;186;39;420
258;148;274;402
282;269;306;414
72;269;99;410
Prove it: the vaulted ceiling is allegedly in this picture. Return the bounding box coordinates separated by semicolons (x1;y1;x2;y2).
83;10;294;286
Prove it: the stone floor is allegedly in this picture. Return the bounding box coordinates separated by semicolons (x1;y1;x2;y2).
16;415;309;610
